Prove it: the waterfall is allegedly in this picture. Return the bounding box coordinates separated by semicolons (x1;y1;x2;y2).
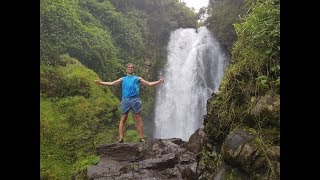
153;27;228;141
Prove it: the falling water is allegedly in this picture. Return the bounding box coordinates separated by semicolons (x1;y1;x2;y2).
153;27;228;141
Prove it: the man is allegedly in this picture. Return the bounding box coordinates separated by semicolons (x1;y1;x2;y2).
95;63;164;143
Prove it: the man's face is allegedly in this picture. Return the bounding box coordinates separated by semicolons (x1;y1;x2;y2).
126;65;134;74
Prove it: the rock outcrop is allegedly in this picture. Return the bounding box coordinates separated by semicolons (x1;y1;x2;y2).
87;138;199;179
221;129;280;178
85;127;279;179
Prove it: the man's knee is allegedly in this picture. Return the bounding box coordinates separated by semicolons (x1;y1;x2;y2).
121;114;128;120
133;114;141;120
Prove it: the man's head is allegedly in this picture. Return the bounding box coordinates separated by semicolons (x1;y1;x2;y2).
126;63;135;75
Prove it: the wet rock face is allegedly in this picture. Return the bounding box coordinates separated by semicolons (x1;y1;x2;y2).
185;128;207;154
87;138;198;179
250;94;280;117
221;129;280;175
97;143;145;162
222;129;262;173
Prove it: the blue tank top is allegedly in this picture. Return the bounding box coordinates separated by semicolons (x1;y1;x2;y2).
122;75;140;99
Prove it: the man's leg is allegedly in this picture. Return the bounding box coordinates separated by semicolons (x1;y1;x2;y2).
119;113;128;140
133;113;144;139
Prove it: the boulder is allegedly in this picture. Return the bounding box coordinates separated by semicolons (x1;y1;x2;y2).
87;138;197;179
185;128;207;154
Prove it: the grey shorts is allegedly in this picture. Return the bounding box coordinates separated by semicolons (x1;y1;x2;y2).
120;97;142;114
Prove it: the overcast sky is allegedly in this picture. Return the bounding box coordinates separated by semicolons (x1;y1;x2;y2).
182;0;209;12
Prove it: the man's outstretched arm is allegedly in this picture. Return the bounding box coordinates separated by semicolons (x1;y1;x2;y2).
139;77;164;86
95;78;122;86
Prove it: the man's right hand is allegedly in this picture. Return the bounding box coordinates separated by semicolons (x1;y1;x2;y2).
94;80;100;85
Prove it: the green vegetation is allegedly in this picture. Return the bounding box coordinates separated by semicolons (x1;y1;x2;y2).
201;0;279;178
40;55;121;178
203;0;256;49
40;0;123;80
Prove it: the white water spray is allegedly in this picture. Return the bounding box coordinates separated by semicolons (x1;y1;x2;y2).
153;27;228;141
